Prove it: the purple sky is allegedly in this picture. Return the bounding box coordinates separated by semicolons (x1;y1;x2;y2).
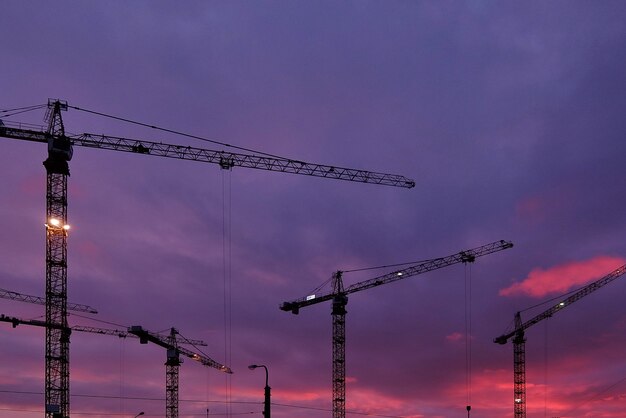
2;1;626;417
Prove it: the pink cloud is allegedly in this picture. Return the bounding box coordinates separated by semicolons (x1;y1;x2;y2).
345;387;425;417
446;332;463;342
436;368;512;417
500;256;626;298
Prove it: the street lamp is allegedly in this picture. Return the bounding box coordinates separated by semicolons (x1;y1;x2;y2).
248;364;270;418
133;413;144;418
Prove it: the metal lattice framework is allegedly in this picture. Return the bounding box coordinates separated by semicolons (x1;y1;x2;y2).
128;326;231;418
281;240;513;418
494;263;626;418
43;100;71;418
1;314;215;418
0;287;97;313
0;99;414;418
0;127;416;189
331;292;348;418
512;314;526;417
165;329;181;418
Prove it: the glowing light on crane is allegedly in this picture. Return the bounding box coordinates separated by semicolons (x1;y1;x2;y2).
45;218;70;231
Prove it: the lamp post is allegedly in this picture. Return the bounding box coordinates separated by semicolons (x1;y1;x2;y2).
248;364;270;418
133;413;144;418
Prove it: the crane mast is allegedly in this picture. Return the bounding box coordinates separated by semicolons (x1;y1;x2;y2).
166;329;180;418
281;239;513;418
494;262;626;418
331;272;348;418
128;326;232;418
42;100;73;418
0;99;414;418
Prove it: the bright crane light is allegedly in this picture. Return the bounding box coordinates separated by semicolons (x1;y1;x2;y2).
45;218;70;231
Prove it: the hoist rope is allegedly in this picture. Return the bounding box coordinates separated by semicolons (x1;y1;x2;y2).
69;104;293;161
520;286;581;314
69;312;128;329
342;259;431;274
0;103;47;118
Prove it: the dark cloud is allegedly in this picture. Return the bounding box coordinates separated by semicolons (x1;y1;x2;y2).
1;1;626;417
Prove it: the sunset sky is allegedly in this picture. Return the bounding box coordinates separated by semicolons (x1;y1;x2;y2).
1;1;626;417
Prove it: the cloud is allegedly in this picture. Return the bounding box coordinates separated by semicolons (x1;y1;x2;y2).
2;2;626;418
499;256;625;298
446;332;464;342
345;387;425;418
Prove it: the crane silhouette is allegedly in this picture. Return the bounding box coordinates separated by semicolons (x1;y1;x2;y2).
281;239;513;418
1;313;226;418
0;99;414;418
494;262;626;418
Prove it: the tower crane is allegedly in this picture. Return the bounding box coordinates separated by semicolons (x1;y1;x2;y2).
1;314;226;418
0;286;98;314
0;99;415;418
494;262;626;418
128;325;232;418
280;239;513;418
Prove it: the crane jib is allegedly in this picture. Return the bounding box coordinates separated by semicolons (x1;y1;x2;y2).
0;125;416;188
128;325;232;374
281;239;513;313
494;262;626;345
